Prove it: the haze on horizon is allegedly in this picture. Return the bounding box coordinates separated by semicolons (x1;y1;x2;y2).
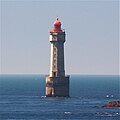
0;0;119;75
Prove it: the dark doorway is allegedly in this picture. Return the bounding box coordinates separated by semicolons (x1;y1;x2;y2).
53;72;56;77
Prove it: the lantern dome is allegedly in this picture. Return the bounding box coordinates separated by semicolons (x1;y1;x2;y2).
54;17;61;25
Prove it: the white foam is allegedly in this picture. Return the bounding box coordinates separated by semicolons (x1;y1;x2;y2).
106;95;109;98
41;96;46;98
64;112;72;114
111;95;114;97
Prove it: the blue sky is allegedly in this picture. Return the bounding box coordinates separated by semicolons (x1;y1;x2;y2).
0;0;119;75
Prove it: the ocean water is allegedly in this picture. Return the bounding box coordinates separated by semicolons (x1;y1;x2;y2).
0;75;119;120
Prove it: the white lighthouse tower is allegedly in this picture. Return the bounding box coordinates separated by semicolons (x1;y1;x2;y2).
46;18;69;97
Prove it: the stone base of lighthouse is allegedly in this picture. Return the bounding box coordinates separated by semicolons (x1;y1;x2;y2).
45;75;69;97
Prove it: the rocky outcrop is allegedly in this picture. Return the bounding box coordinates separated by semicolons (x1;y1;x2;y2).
102;101;120;108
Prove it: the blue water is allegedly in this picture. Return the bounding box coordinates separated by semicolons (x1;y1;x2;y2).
0;75;119;120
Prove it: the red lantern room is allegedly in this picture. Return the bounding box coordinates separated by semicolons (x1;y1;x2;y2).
51;17;62;32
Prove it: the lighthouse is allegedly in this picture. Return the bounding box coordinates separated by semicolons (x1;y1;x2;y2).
45;18;70;97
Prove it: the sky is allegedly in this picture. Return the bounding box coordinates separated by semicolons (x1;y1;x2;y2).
0;0;119;75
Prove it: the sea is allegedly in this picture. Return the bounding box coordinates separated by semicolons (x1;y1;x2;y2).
0;74;119;120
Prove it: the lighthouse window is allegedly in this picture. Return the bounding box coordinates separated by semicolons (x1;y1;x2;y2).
54;47;56;52
54;59;56;63
54;54;56;57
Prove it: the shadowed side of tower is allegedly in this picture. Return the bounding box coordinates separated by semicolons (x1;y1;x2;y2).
46;18;70;97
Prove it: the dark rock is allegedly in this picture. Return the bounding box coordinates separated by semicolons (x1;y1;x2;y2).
102;101;120;108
